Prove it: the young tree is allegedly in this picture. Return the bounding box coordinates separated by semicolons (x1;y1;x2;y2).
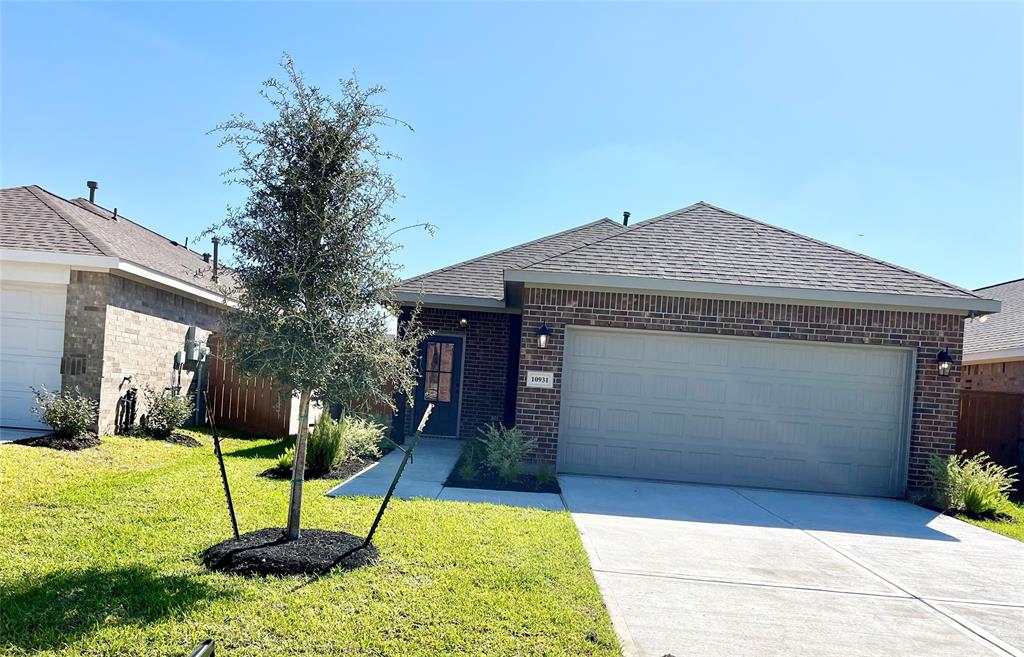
214;55;427;540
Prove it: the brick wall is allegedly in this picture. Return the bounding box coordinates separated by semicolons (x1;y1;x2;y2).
61;271;110;404
401;307;511;439
962;360;1024;394
61;271;224;433
515;287;964;491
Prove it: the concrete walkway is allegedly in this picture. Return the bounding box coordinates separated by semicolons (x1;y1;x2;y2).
561;475;1024;657
326;438;563;510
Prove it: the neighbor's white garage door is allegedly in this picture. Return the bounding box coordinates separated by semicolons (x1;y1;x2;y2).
558;328;913;497
0;282;67;428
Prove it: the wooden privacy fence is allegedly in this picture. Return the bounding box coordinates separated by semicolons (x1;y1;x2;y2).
206;336;291;438
957;390;1024;475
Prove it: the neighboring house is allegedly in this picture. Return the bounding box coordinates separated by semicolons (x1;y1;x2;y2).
960;278;1024;471
395;202;999;497
0;184;232;434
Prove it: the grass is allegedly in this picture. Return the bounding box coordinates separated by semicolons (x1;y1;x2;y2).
0;431;618;657
958;498;1024;542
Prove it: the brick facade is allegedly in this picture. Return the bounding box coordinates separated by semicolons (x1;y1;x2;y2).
962;360;1024;394
61;271;223;433
400;307;512;439
514;287;965;492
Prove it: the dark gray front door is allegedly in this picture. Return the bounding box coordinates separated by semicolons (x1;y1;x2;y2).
413;336;464;437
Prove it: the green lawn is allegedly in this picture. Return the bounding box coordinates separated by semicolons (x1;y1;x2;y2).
0;432;619;657
959;499;1024;542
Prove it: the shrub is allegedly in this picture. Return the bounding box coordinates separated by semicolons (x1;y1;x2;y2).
479;423;536;483
307;413;345;472
456;441;484;482
142;387;195;438
277;446;296;471
31;385;98;438
338;414;385;461
927;451;1018;515
536;463;556;487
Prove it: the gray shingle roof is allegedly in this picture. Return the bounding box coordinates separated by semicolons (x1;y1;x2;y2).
522;202;980;300
964;278;1024;354
397;218;626;301
1;185;231;295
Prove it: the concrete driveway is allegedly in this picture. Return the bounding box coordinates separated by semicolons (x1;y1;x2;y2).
560;475;1024;657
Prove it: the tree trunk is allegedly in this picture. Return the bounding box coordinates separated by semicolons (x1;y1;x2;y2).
285;388;312;540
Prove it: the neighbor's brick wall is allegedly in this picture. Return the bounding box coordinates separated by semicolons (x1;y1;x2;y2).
961;360;1024;394
61;271;110;406
516;287;964;492
401;307;511;439
96;275;223;432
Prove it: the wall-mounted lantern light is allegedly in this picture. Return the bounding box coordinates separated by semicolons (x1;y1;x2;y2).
936;348;953;377
536;322;553;349
458;317;468;328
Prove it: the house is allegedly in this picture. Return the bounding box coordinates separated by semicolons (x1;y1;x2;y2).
960;277;1024;471
0;183;231;434
395;202;999;497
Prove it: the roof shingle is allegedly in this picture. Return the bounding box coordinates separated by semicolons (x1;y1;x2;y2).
522;202;980;300
964;278;1024;354
397;218;626;301
1;185;232;295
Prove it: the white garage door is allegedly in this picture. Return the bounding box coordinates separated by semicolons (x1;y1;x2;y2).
558;328;913;497
0;282;67;429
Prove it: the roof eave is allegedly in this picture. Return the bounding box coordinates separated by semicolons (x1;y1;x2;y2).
395;290;508;310
963;347;1024;364
503;269;1002;315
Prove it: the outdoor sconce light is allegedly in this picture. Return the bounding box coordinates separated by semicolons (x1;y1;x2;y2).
458;317;468;328
536;322;553;349
936;348;953;377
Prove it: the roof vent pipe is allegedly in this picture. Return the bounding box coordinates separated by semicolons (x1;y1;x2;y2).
622;211;630;227
87;181;98;203
211;236;220;282
202;253;211;263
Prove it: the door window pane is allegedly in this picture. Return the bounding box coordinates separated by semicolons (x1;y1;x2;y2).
440;343;454;372
424;371;439;400
438;372;452;402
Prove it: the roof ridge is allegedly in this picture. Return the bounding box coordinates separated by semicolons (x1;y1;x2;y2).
515;202;705;271
24;186;114;257
974;276;1024;292
400;217;623;287
70;197;213;265
692;201;983;300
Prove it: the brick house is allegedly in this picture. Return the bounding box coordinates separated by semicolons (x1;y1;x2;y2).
395;202;999;497
0;184;232;434
960;278;1023;470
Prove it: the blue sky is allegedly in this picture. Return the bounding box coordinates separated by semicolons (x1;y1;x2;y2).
3;2;1021;290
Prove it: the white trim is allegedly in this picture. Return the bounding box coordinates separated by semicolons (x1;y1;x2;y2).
504;270;1001;315
0;261;71;285
963;347;1024;364
396;291;506;309
0;249;235;309
114;261;236;309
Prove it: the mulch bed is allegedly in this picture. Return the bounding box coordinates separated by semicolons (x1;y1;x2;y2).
446;458;561;494
202;527;377;576
12;431;100;451
259;456;374;481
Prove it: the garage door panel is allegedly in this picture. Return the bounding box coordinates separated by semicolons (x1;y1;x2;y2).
558;329;911;497
1;283;66;428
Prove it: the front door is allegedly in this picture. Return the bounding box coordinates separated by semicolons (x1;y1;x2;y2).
413;335;464;437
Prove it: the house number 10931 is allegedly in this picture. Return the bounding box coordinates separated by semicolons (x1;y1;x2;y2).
526;371;554;389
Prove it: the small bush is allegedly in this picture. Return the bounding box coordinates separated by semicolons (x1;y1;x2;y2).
307;413;345;472
338;415;385;461
277;446;295;471
142;387;194;438
31;385;97;438
479;423;536;483
927;451;1018;515
456;441;484;481
536;463;556;487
